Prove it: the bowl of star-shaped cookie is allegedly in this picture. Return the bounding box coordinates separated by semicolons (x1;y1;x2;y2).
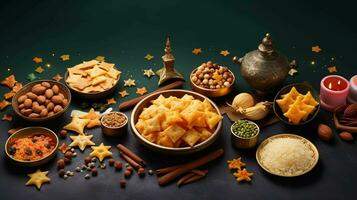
273;83;320;125
64;59;121;99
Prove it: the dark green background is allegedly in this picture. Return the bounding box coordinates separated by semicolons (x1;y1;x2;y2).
0;0;356;200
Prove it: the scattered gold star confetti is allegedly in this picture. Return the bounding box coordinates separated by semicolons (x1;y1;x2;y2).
192;48;202;55
143;69;155;78
69;134;95;151
32;57;43;63
144;54;154;60
0;100;11;110
95;56;105;62
288;68;298;76
124;78;136;87
233;169;253;183
25;169;50;190
327;66;337;73
52;74;63;81
220;50;230;57
227;158;246;170
312;45;322;53
1;75;17;88
136;87;147;95
106;98;116;105
119;90;129;97
60;54;70;61
90;143;112;162
45;63;51;68
35;66;44;74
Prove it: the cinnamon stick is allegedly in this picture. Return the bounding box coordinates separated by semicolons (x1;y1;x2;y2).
158;149;224;186
156;165;182;176
120;152;142;169
117;144;146;166
176;169;208;187
181;174;206;186
177;173;196;187
191;169;208;176
119;81;184;111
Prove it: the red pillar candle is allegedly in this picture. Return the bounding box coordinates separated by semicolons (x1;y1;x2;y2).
320;75;350;112
348;75;357;103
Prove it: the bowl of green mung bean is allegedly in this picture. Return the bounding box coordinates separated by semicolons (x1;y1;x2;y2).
231;120;260;149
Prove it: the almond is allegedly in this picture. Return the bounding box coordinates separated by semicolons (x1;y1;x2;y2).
318;124;333;141
344;104;357;118
339;132;353;142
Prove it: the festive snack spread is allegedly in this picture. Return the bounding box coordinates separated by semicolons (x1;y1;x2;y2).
135;94;222;148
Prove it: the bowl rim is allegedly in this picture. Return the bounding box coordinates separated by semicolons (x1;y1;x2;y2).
273;83;320;126
130;89;223;151
5;126;59;164
321;75;350;94
101;111;128;129
189;67;236;92
11;79;71;121
230;120;260;140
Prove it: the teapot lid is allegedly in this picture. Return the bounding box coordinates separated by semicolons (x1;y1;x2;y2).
258;33;278;59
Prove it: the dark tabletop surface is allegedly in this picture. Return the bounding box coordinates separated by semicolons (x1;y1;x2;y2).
0;0;357;200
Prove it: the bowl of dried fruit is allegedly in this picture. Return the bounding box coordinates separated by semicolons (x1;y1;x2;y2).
333;103;357;133
64;59;121;99
12;80;71;122
5;127;59;167
190;61;235;97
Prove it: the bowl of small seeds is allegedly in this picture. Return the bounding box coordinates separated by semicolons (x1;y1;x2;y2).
101;112;128;136
230;120;260;149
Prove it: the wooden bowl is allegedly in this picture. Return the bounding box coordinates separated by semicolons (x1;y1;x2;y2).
131;89;222;155
64;69;120;99
273;83;320;126
190;68;235;97
5;127;59;167
12;80;71;122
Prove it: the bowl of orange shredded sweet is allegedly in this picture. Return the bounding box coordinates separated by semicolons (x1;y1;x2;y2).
5;127;59;167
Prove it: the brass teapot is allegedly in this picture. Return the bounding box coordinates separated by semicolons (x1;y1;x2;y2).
233;33;290;94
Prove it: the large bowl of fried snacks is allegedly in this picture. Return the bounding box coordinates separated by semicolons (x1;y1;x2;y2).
131;89;223;155
273;83;320;125
5;127;59;167
64;59;121;99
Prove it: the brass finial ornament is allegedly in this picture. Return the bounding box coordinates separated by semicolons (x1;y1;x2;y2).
156;37;184;86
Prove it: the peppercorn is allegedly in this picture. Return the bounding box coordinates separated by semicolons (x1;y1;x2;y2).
138;167;145;177
126;166;133;172
57;159;65;170
114;161;122;171
91;167;98;176
59;129;67;138
108;159;115;166
64;151;73;160
84;156;92;165
58;169;65;177
124;170;132;178
120;179;126;188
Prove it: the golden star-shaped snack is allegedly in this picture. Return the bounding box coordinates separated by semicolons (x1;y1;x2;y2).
1;75;17;88
69;134;95;151
192;48;202;55
124;78;136;87
26;169;50;190
2;114;13;121
35;66;45;74
119;90;129;97
12;82;23;93
143;69;155;78
327;66;337;73
80;108;101;128
52;74;63;81
220;50;230;57
144;54;154;60
32;57;43;63
90;143;112;162
4;91;16;99
95;56;105;62
106;98;116;105
288;68;298;76
0;100;11;110
58;143;71;153
63;116;90;135
136;87;147;95
312;45;321;53
233;169;253;183
227;157;246;170
60;54;70;61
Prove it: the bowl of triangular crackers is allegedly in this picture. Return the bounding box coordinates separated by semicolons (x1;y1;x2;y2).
64;59;121;99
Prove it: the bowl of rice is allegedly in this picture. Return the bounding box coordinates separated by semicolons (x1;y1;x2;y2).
256;134;319;177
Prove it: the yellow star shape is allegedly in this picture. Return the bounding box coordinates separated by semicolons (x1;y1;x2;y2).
60;54;70;61
63;116;90;135
192;48;202;55
90;143;112;162
69;134;95;151
220;50;230;57
52;74;63;82
32;57;43;63
124;78;136;87
95;56;105;62
144;54;154;60
26;169;50;190
80;108;101;128
106;98;116;105
119;90;129;97
233;169;253;183
311;45;321;53
288;68;298;76
136;87;147;95
327;66;337;73
143;69;156;78
35;66;44;74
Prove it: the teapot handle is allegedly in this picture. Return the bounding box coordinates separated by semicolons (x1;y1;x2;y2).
232;56;243;65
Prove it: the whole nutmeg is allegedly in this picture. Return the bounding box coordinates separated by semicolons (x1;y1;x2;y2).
59;129;67;138
339;132;354;142
124;170;132;178
138;167;145;177
318;124;333;141
114;161;122;170
84;156;92;165
64;151;73;160
58;169;65;177
64;157;71;164
57;159;65;170
91;167;98;176
108;159;115;166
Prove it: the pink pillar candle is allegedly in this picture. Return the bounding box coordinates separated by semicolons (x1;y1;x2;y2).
320;75;350;112
348;75;357;103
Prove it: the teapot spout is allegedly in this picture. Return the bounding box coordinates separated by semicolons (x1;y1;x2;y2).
232;56;243;65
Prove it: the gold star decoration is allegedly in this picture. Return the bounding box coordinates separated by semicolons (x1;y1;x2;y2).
288;68;298;76
124;78;136;87
0;100;11;110
312;45;322;53
227;157;246;170
80;108;101;128
136;87;147;95
144;54;154;60
12;82;23;93
106;98;116;105
1;75;17;88
60;54;70;61
32;57;43;63
58;143;71;153
35;66;44;74
143;69;156;78
63;116;90;135
328;66;337;73
95;56;105;62
119;90;129;97
192;48;202;55
233;169;253;183
25;169;50;190
69;134;95;151
52;74;63;81
220;50;230;57
90;143;112;162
